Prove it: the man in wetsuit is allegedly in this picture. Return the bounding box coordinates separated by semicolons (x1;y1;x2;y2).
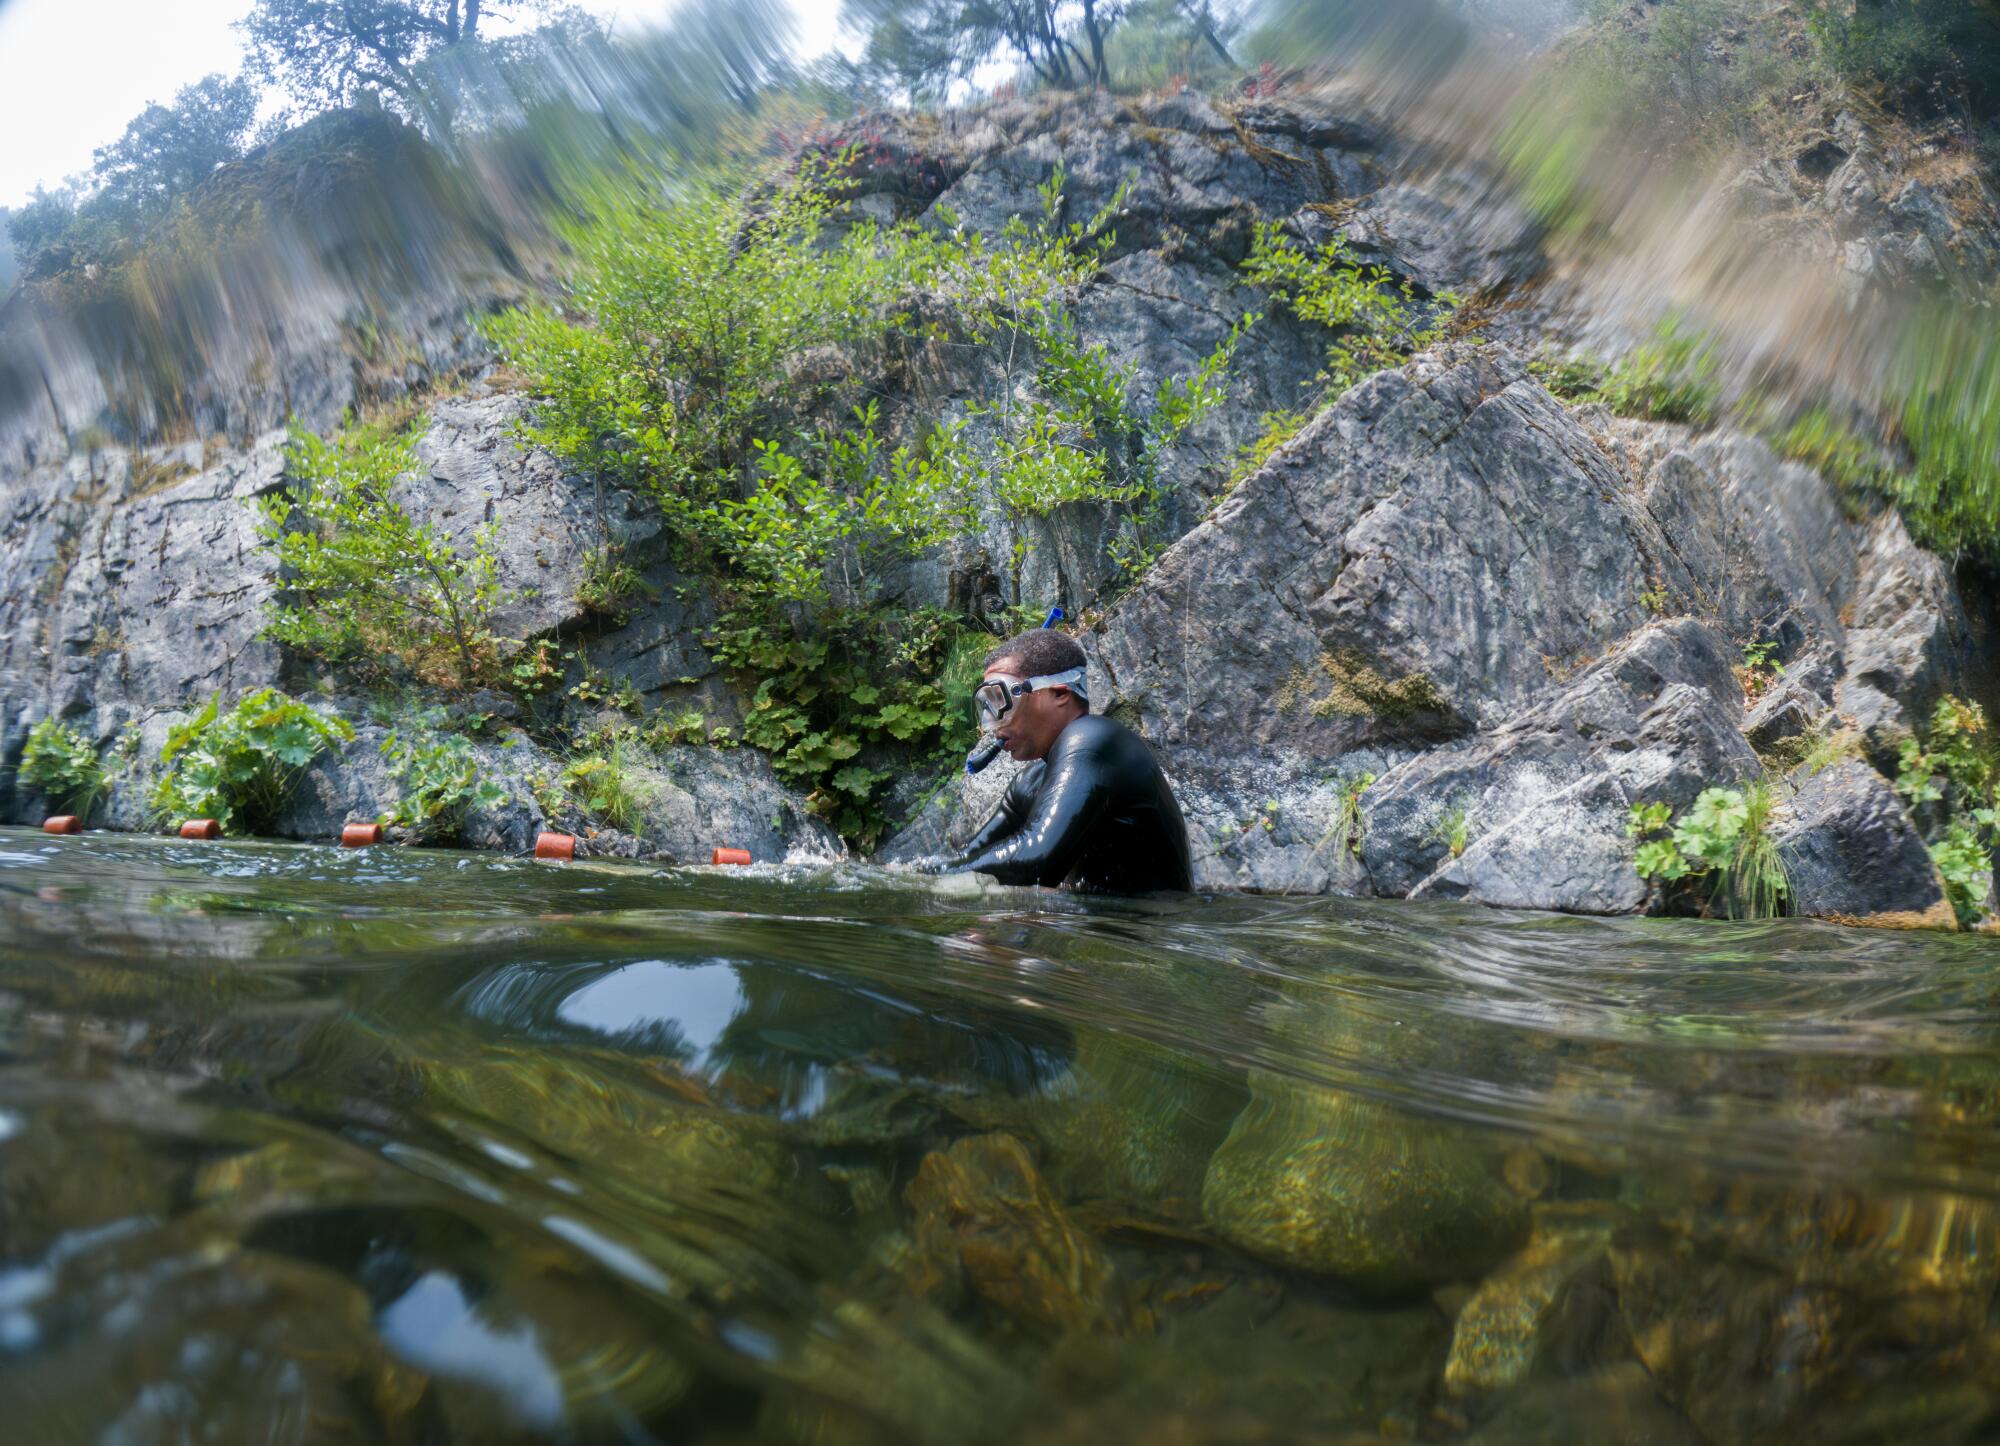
937;629;1193;893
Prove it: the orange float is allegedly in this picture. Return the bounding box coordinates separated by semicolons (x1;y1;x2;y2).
711;847;752;866
535;832;576;860
341;822;383;848
179;819;221;840
42;816;82;835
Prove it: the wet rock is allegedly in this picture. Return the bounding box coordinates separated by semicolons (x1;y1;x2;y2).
1444;1204;1622;1395
1366;620;1755;907
1835;511;1971;758
1203;1066;1527;1294
1776;761;1956;929
905;1132;1126;1336
1030;1026;1251;1223
1201;997;1526;1293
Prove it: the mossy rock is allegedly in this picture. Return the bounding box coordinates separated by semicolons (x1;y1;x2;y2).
1201;1072;1527;1294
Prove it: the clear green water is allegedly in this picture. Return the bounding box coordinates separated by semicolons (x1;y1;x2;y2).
4;828;2000;1444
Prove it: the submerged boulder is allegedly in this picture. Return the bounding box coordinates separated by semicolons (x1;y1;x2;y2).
904;1132;1127;1336
1200;996;1527;1294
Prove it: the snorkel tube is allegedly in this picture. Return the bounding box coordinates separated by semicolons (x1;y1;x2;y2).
966;607;1064;775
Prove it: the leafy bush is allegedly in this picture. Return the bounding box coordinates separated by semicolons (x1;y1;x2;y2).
1931;821;1995;924
151;689;354;832
576;544;650;621
1596;316;1720;425
20;718;105;817
486;155;1246;843
707;604;978;845
562;738;650;833
1628;782;1789;920
1242;222;1458;393
256;418;512;690
1895;696;1997;924
381;715;508;842
1428;801;1473;859
1806;0;2000;113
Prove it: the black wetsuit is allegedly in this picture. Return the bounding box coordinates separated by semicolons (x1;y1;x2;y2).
945;714;1193;893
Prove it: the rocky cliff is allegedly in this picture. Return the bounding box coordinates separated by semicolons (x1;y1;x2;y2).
2;81;1992;926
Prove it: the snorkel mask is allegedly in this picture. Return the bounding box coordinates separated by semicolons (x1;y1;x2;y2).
973;666;1090;729
965;608;1077;775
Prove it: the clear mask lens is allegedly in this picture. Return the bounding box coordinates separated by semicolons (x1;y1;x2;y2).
974;680;1015;728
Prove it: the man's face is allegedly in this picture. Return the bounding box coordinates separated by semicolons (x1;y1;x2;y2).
983;664;1080;762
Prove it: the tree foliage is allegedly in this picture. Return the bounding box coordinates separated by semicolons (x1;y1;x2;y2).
92;74;260;220
842;0;1234;92
238;0;543;118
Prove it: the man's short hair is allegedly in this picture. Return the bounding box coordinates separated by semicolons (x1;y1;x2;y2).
984;629;1086;681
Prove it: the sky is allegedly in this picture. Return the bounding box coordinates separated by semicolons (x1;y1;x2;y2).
0;0;845;209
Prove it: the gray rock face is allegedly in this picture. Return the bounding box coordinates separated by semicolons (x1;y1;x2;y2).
400;393;658;646
1775;761;1956;930
1835;511;1971;757
1094;345;1658;760
885;340;1977;924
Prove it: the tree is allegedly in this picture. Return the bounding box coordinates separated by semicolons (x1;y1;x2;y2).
842;0;1131;92
238;0;544;121
91;74;259;220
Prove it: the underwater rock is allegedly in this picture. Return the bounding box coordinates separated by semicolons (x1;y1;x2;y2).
905;1132;1126;1336
1609;1177;2000;1445
1776;760;1957;930
1444;1204;1621;1395
1200;1070;1526;1294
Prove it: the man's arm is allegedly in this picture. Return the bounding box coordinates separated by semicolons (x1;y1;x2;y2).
948;737;1110;887
943;764;1041;868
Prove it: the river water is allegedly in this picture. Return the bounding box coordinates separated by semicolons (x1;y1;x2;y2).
2;827;1998;1443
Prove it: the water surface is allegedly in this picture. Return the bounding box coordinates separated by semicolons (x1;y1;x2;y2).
3;828;1998;1443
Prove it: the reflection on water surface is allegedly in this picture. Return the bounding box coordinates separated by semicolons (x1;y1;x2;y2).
2;829;1999;1443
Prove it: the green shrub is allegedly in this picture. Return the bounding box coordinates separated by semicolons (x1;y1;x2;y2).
1628;782;1789;920
485;155;1246;844
576;545;650;621
1596;316;1720;426
562;738;650;833
1931;820;1996;924
151;689;354;832
256;418;511;690
707;604;978;846
20;718;105;817
1895;696;1997;924
1225;408;1311;496
1241;222;1457;394
1806;0;2000;111
380;715;508;843
1429;801;1473;859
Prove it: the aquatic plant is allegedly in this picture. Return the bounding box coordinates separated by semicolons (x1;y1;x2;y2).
150;689;354;832
1628;782;1790;920
19;718;105;818
255;416;511;691
380;715;508;843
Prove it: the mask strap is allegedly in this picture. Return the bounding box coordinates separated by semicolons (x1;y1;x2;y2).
1027;666;1089;703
